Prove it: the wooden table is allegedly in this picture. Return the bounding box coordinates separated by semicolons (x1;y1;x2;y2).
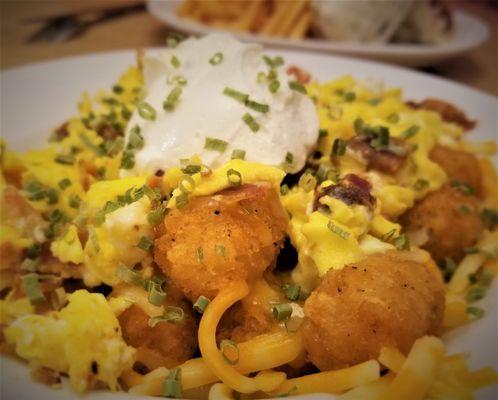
1;0;497;95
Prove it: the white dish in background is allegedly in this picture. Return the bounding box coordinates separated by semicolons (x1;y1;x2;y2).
146;0;489;68
0;50;497;399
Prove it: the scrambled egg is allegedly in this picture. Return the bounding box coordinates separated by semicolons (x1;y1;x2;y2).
283;76;463;287
4;290;134;392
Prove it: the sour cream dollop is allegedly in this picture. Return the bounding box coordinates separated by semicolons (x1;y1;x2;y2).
122;34;318;176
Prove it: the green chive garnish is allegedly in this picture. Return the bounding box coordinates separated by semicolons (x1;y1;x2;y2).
227;168;242;187
120;150;135;170
272;303;292;322
288;81;307;94
451;180;476;196
162;368;182;398
343;91;356;102
163;86;182;111
23;273;46;304
128;125;144;150
245;99;269;113
137;236;154;251
401;125;420;139
58;178;71;190
262;55;284;68
414;179;429;191
223;87;249;103
220;339;239;365
332;138;346;156
231;149;246;160
242;113;260;132
55;154;75;165
394;234;410;250
327;221;350;240
137;101;157;121
269;79;280;93
147;281;167;307
204;137;228;152
171;55;181;68
280;184;289;195
285;152;294;165
318;129;328;138
467;306;485;319
283;284;301;301
209;52;224;65
193;295;210;313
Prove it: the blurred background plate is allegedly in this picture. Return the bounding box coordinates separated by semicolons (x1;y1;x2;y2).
147;0;489;67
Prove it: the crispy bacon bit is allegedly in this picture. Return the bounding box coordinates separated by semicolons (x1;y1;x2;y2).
314;174;375;211
287;65;311;84
407;98;475;131
348;135;408;174
52;122;69;141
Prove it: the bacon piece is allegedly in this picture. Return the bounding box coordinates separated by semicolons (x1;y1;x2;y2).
347;135;408;174
407;98;475;131
314;173;375;211
287;65;311;84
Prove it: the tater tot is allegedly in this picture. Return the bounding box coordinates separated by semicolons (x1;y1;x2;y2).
430;145;483;196
400;186;483;261
303;251;445;371
154;184;288;301
118;300;197;371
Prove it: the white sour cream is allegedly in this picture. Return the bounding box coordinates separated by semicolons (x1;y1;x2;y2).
122;34;318;176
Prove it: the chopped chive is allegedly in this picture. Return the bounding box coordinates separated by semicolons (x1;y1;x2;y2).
288;81;307;94
55;154;75;165
227;168;242;187
149;306;185;326
137;101;157;121
147;282;167;307
242;113;260;132
193;295;210;314
387;113;399;123
163;368;182;398
176;192;189;209
23;273;45;304
69;195;81;209
58;178;71;190
315;164;329;183
381;229;396;242
231;149;246;160
112;84;124;94
166;32;185;48
459;204;471;214
467;306;485;319
451;180;476;196
163;86;182;111
285;152;294;164
280;184;290;196
327;221;350;240
343;91;356;102
466;286;486;302
147;205;166;226
298;172;317;192
79;132;105;156
437;257;457;282
414;179;429;191
394;234;410;250
464;246;479;254
400;125;420;139
332;138;347;156
117;264;145;287
269;79;280;93
137;236;154;251
209;52;223;65
128;125;144;150
283;284;301;301
318;129;328;138
171;55;180;68
181;164;201;175
262;55;284;68
45;188;58;204
204;137;228;152
368;98;381;106
26;243;42;259
273;303;292;322
120;150;135;170
245;99;269;113
220;339;239;365
223;87;248;104
178;175;195;194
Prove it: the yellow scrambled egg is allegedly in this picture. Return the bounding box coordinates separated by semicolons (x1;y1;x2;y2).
4;290;134;392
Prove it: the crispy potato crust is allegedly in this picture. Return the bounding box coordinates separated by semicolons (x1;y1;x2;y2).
430;145;483;196
303;251;445;371
400;186;483;261
118;302;197;371
154;184;288;301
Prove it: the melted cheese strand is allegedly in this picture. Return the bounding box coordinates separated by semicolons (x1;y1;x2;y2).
198;280;261;394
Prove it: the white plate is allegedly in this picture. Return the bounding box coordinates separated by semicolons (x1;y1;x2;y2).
147;0;489;67
0;49;497;400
